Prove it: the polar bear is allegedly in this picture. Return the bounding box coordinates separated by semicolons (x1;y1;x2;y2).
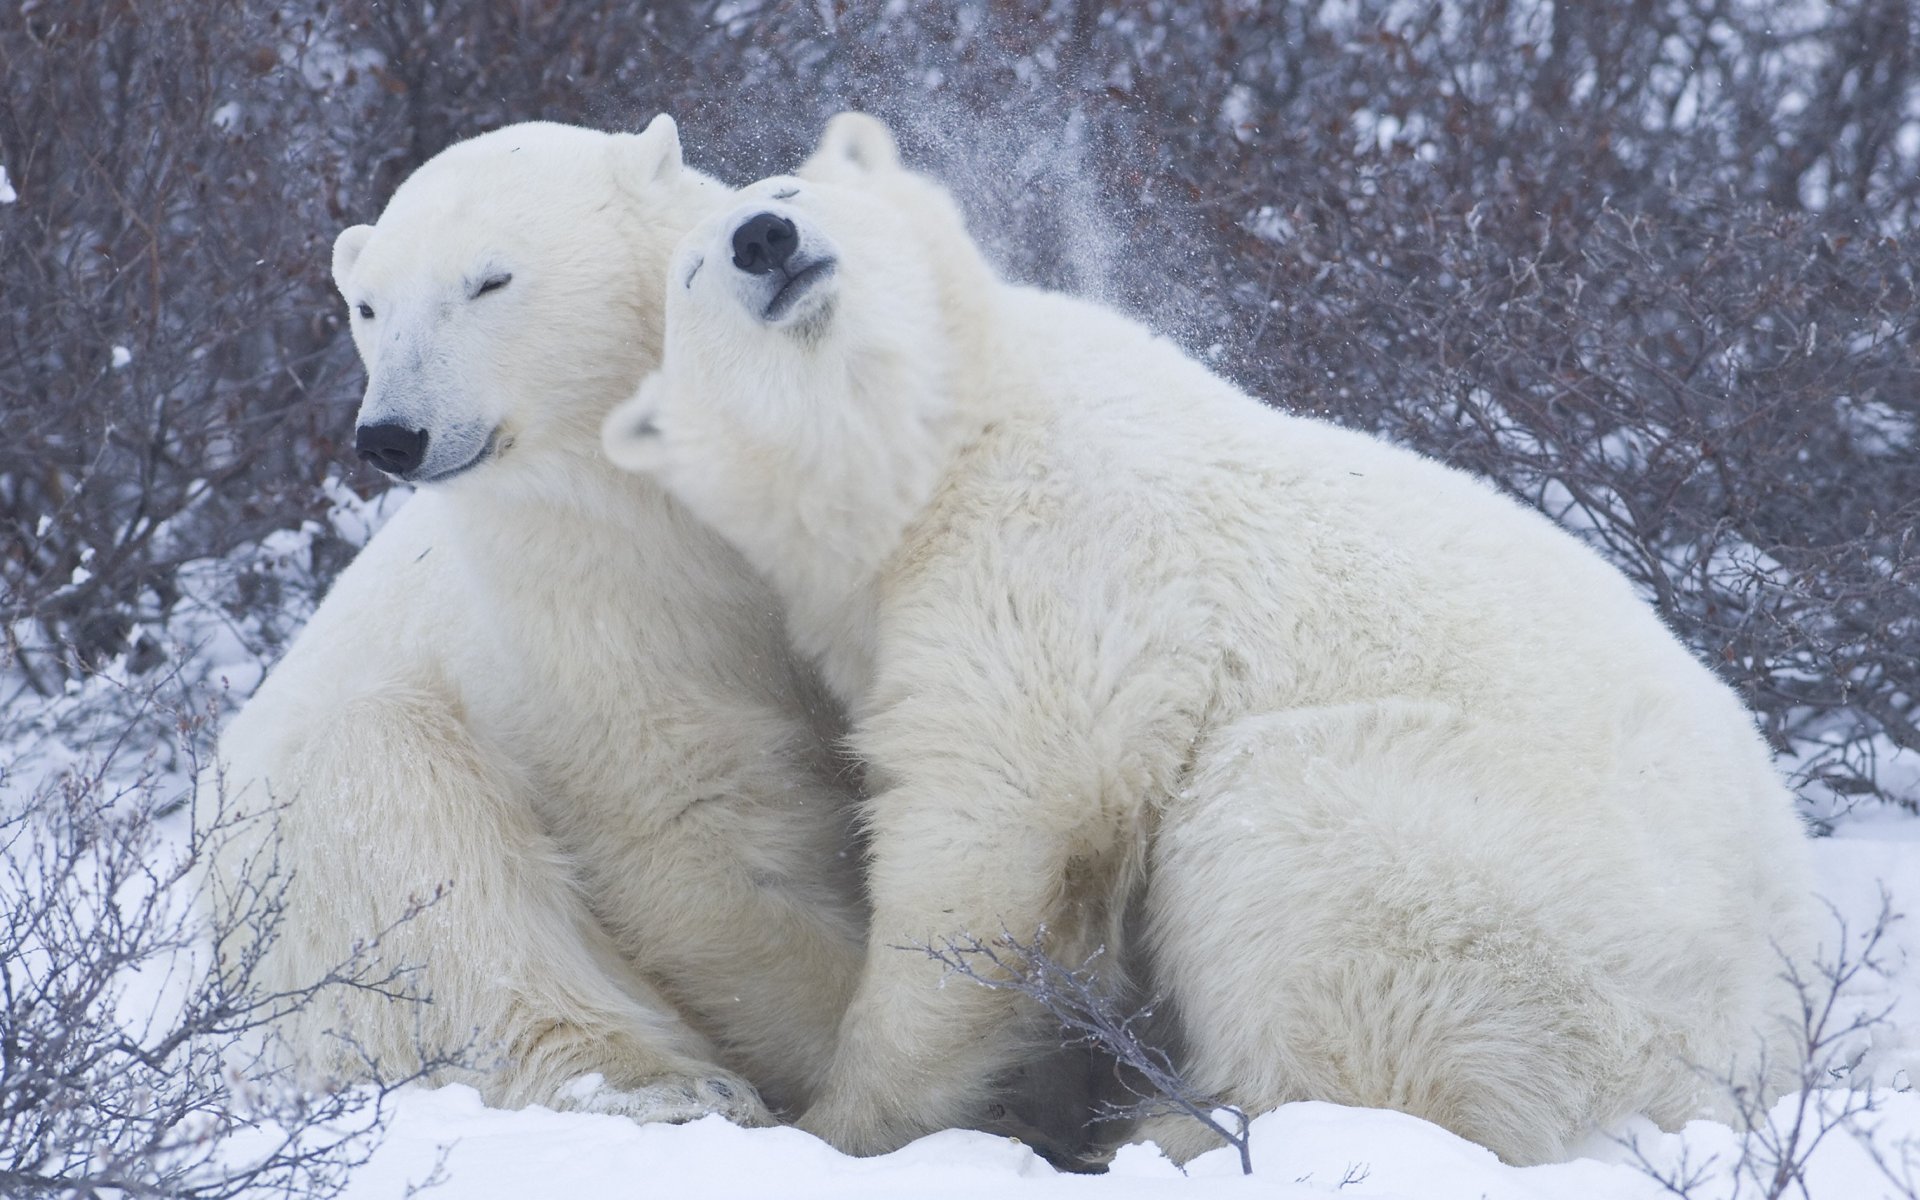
601;113;1820;1163
209;116;868;1126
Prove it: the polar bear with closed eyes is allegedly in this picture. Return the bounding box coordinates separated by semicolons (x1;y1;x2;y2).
603;113;1818;1165
209;116;867;1127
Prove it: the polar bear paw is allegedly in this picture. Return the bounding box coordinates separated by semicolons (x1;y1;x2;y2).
558;1069;774;1128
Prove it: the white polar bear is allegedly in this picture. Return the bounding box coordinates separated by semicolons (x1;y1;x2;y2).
209;116;868;1126
602;113;1821;1164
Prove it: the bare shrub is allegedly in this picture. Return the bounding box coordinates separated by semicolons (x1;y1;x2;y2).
0;1;400;696
5;0;1914;810
0;657;457;1198
1620;895;1919;1199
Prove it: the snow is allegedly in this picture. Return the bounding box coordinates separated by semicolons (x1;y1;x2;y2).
327;1082;1920;1199
1245;206;1295;245
1221;85;1257;144
303;825;1916;1200
111;344;132;368
0;164;15;204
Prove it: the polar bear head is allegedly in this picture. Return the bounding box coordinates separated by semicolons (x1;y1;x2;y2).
602;114;998;613
332;115;723;491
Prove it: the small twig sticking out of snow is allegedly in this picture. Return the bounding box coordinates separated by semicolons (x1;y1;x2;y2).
915;929;1253;1175
1294;1162;1373;1189
400;1141;457;1198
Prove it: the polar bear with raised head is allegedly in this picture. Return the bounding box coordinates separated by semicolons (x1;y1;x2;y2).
211;116;866;1126
602;113;1819;1163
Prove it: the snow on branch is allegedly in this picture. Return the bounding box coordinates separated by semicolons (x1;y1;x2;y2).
916;928;1252;1175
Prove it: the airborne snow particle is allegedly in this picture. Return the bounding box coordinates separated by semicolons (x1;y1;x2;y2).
0;165;15;205
111;345;133;369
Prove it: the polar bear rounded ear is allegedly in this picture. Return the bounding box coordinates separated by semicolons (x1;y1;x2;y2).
612;113;684;193
801;112;901;180
601;375;672;475
331;224;374;293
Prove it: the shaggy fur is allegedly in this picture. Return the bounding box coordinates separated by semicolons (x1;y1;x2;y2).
210;117;865;1124
603;113;1819;1163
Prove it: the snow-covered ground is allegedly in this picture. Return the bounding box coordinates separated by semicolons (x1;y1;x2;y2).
318;829;1920;1200
5;486;1916;1199
330;1087;1920;1200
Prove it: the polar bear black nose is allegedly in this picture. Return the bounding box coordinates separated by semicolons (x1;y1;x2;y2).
355;421;429;476
731;213;798;275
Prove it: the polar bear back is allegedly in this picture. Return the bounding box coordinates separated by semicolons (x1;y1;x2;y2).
944;284;1725;732
879;279;1804;940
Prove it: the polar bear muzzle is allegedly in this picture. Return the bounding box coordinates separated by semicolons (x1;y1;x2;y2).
731;212;798;274
724;209;838;324
354;418;498;483
355;421;429;476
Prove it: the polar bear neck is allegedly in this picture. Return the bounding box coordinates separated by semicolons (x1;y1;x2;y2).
441;452;785;693
751;311;1006;710
666;351;973;709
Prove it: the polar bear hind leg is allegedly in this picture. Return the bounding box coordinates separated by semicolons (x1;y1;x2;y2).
1137;700;1690;1165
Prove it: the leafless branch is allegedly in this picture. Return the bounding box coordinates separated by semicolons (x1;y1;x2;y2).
918;929;1252;1175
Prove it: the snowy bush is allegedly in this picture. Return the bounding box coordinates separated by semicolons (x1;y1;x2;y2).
0;654;456;1199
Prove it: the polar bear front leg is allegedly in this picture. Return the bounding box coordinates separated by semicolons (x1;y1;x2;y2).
797;779;1118;1155
214;681;773;1130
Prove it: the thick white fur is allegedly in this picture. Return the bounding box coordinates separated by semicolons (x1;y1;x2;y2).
210;118;866;1125
603;113;1821;1164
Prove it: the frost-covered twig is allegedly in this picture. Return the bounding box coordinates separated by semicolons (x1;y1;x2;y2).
918;929;1252;1175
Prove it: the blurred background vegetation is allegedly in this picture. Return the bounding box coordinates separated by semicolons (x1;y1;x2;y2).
2;0;1915;811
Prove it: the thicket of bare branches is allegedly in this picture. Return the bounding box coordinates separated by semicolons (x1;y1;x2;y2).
3;0;1916;806
0;3;370;690
0;661;458;1198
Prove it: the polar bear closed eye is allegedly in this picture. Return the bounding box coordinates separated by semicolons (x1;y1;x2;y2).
606;112;1817;1167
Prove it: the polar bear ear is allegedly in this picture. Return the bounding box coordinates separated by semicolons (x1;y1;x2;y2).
801;112;901;180
612;113;685;192
331;224;374;293
601;375;673;476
